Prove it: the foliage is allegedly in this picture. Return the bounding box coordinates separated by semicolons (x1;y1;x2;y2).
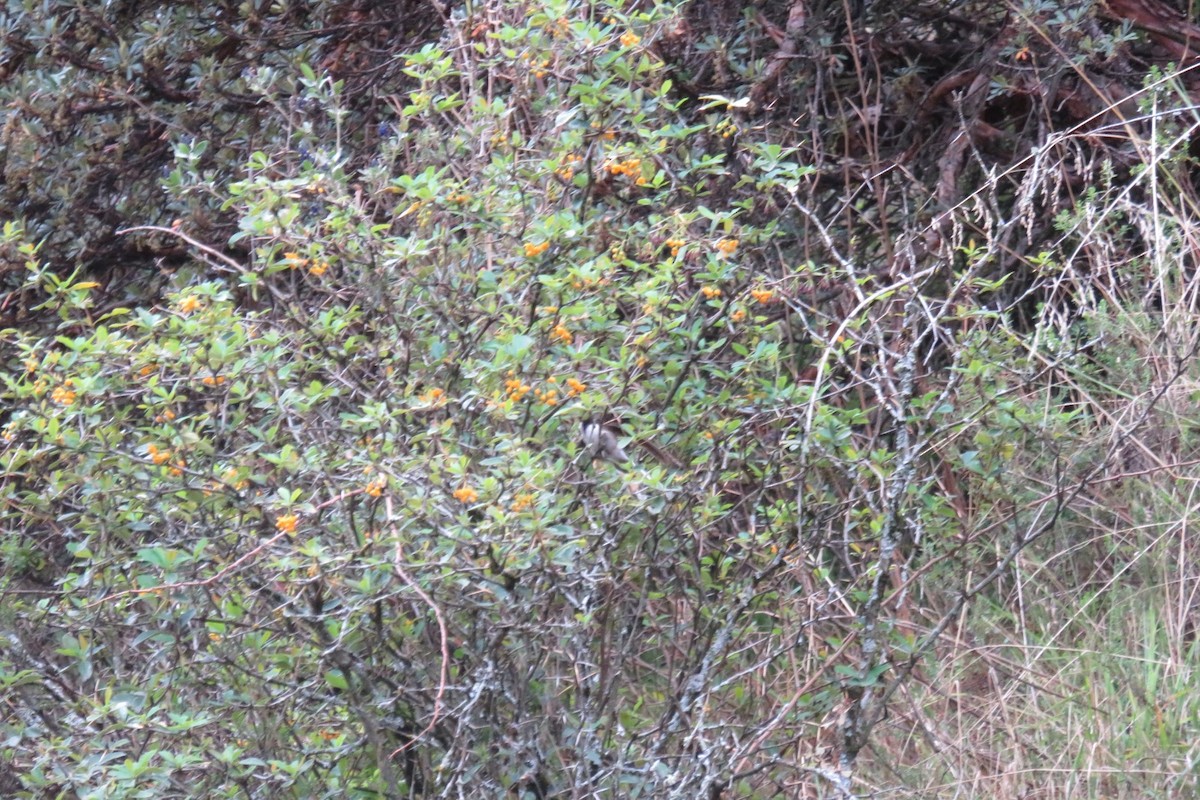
5;1;1200;798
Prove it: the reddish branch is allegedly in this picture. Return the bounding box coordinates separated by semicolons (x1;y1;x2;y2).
1100;0;1200;63
749;0;808;108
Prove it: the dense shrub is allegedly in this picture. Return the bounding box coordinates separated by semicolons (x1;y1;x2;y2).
5;1;1200;797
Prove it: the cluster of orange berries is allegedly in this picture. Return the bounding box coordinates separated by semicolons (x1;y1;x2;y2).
544;17;571;38
557;153;582;181
503;372;585;405
454;486;544;511
721;286;778;322
570;275;610;290
419;386;445;405
619;31;640;48
177;295;203;315
665;237;685;256
591;127;617;141
715;238;739;256
607;157;641;177
146;443;185;476
519;49;553;78
715;118;738;140
671;280;780;318
505;374;533;401
223;467;250;491
284;252;329;276
50;380;77;406
201;373;226;387
276;513;299;534
365;476;387;498
699;284;775;314
551;323;573;344
524;240;550;258
605;157;648;186
538;376;565;405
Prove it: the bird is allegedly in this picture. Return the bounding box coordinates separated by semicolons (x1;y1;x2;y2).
580;417;630;463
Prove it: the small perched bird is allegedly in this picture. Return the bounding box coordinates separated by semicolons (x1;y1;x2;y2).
580;417;630;464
